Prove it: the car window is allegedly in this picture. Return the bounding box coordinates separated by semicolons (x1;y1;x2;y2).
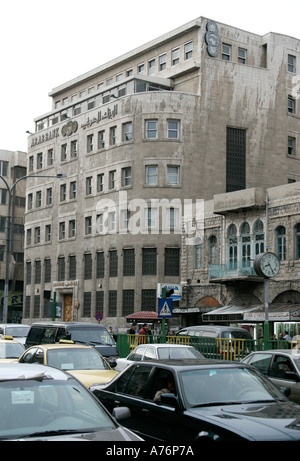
144;347;156;360
177;330;188;336
247;354;272;375
130;345;146;361
201;330;217;337
41;328;57;344
20;347;44;364
115;365;152;397
270;355;297;380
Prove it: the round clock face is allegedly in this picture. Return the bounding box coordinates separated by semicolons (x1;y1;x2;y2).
206;33;220;47
255;252;280;278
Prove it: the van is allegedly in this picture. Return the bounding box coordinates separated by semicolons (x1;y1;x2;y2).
0;324;30;346
176;325;252;340
25;322;119;362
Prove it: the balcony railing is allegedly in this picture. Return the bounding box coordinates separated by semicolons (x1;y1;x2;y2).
208;262;257;279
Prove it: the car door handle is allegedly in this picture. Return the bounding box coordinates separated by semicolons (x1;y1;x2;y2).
141;408;150;415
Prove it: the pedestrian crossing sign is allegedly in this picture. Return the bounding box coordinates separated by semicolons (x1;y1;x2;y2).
158;298;173;318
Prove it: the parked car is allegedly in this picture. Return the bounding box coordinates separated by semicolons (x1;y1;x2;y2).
0;336;24;363
0;363;142;441
116;344;205;372
0;324;30;346
242;349;300;404
25;322;119;362
18;343;118;388
176;325;252;340
91;359;300;441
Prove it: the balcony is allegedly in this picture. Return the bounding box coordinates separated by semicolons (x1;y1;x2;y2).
209;262;264;284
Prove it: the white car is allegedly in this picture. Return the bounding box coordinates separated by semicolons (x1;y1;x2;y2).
0;324;30;346
115;343;205;371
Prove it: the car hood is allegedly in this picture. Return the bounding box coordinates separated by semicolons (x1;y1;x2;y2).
187;401;300;441
11;427;143;441
66;369;118;387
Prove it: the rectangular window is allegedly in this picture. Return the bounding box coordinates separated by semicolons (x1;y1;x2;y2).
73;104;81;116
108;212;116;232
226;127;246;192
87;134;94;153
288;136;296;156
60;184;67;201
164;248;180;276
85;216;92;235
44;258;51;283
123;248;135;276
59;222;66;240
96;291;104;313
167;120;179;139
26;262;32;285
146;208;158;230
83;292;92;317
69;220;76;238
69;255;76;280
120;209;130;232
86;177;92;195
34;227;40;244
108;291;117;317
172;48;180;66
184;41;193;60
71;140;78;158
137;63;145;74
167;165;180;185
37;153;43;169
61;144;67;161
109;250;118;277
238;47;247;64
27;193;33;210
288;96;296;114
45;224;51;242
148;58;156;75
46;188;52;205
110;126;117;146
84;253;92;280
109;170;116;189
146;165;158;185
36;191;42;208
98;130;105;149
35;260;41;284
96;252;105;278
222;44;231;61
26;229;31;246
288;54;296;73
122;167;132;187
123;122;133;142
143;247;156;275
194;244;202;269
97;173;104;192
141;289;156;311
122;290;134;317
146;120;158;139
159;54;167;71
47;149;54;166
70;181;77;199
29;156;34;172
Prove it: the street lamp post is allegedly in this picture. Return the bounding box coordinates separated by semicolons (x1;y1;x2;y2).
0;173;66;323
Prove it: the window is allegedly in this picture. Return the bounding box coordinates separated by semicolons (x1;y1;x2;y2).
167;120;179;139
120;209;130;232
123;249;135;276
73;104;81;116
0;189;7;205
87;134;94;153
96;214;103;234
146;120;158;139
167;166;180;185
123;122;132;142
241;222;251;268
208;236;218;264
228;224;237;270
45;224;51;242
254;220;265;256
58;257;65;281
194;244;202;269
110;126;117;146
295;223;300;259
46;188;52;205
122;290;134;317
226;127;246;192
71;140;78;158
70;181;77;199
276;226;286;261
44;258;51;283
288;137;296;156
137;63;145;74
184;41;193;60
37;153;43;170
172;48;180;66
96;252;105;278
84;253;92;280
59;222;66;240
108;212;116;232
164;248;180;276
159;54;167;71
87;97;95;110
109;170;116;189
238;48;247;64
36;191;42;208
122;167;131;187
98;130;105;149
288;96;295;114
86;177;92;195
69;255;76;280
166;207;180;230
146;208;158;230
61;144;67;161
26;229;31;246
27;193;33;210
148;59;156;75
288;54;296;73
34;227;40;244
28;156;34;172
47;149;54;166
146;165;158;185
69;220;76;238
142;248;157;275
141;290;156;311
109;250;118;277
97;174;104;192
222;44;231;61
60;184;66;202
85;216;92;235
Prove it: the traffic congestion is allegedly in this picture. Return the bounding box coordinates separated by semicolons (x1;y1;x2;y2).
1;321;300;441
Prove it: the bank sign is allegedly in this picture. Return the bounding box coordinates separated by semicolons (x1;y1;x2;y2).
157;284;182;300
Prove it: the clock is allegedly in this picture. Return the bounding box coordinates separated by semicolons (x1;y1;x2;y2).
254;252;280;278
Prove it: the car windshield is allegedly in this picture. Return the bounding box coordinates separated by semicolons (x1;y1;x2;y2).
47;348;111;371
69;328;115;345
0;343;24;359
0;377;116;439
181;366;285;407
157;347;204;360
4;326;30;338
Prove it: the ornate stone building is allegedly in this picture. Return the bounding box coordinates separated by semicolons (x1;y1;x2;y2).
23;16;300;329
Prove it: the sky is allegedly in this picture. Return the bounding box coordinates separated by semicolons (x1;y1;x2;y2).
1;0;300;153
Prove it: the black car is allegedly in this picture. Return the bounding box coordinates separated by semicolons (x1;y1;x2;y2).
91;359;300;441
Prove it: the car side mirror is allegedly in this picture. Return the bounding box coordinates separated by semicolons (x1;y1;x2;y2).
108;359;117;368
112;407;131;421
160;393;178;408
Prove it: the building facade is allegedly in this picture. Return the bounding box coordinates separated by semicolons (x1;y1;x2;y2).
0;150;27;322
23;17;300;329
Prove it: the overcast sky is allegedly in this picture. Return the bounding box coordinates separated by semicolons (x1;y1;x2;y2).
1;0;299;153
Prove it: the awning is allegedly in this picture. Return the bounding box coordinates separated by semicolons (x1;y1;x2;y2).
203;305;263;323
125;311;159;320
244;304;300;322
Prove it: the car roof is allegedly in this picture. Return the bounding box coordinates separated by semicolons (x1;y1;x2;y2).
249;349;297;356
0;363;70;381
25;343;96;351
124;359;246;369
135;344;197;348
0;337;21;344
30;322;105;328
0;324;30;329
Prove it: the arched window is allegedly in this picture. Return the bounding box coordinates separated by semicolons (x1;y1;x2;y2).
208;235;217;264
228;224;237;270
240;222;251;268
276;226;286;261
295;223;300;259
254;220;265;256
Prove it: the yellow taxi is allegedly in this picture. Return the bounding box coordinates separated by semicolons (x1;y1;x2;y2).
18;342;118;388
0;335;25;363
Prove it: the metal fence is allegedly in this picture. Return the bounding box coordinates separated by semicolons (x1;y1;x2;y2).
116;334;292;361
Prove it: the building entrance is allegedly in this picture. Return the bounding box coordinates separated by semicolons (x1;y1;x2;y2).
63;294;73;322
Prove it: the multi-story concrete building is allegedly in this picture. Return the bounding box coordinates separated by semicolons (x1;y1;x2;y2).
179;182;300;338
0;150;27;322
23;16;300;329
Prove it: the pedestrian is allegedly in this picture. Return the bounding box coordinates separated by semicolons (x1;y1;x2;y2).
128;324;137;335
279;333;284;340
284;331;292;341
138;323;150;344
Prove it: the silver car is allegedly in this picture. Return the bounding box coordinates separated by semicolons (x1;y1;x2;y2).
116;344;205;372
0;363;143;441
242;349;300;404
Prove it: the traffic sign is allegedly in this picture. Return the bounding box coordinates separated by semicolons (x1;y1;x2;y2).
95;313;103;322
158;298;173;318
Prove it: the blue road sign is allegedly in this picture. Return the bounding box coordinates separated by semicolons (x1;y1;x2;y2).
158;298;173;318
